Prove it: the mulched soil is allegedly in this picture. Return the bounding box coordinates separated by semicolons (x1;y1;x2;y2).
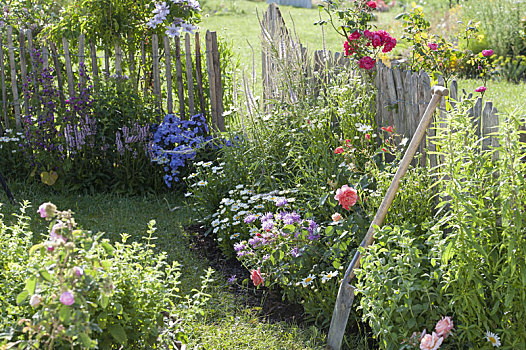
187;224;305;325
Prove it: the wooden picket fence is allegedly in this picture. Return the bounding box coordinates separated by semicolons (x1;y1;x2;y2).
0;27;225;133
258;4;508;167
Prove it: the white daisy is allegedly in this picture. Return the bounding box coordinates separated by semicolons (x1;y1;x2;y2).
188;173;198;179
184;192;192;197
485;331;501;347
197;180;208;186
230;233;240;239
211;219;220;227
300;274;316;287
321;271;338;283
231;204;240;212
236;184;244;189
202;161;213;167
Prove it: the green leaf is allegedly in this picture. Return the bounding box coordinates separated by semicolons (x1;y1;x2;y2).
78;333;92;348
333;261;341;270
101;241;114;255
109;324;128;345
25;276;37;295
39;270;52;282
29;243;45;255
100;295;109;309
101;260;112;270
59;305;71;324
319;193;329;207
16;290;29;305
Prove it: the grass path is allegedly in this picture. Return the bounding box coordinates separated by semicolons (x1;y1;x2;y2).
0;182;325;349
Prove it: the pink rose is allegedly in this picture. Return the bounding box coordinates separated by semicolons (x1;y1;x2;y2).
332;213;343;222
59;291;75;306
367;0;377;8
334;185;358;210
482;49;494;57
30;294;42;308
350;31;361;40
72;266;84;277
365;133;371;140
250;268;264;287
475;86;487;93
420;332;443;350
358;56;376;70
435;316;454;338
428;43;438;51
334;146;344;154
364;30;374;40
50;222;67;242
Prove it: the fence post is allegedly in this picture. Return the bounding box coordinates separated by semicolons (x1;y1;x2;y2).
49;42;66;107
6;26;21;130
62;37;75;98
163;36;173;115
185;33;196;116
152;34;162;118
175;37;185;119
205;31;218;131
78;34;86;87
195;32;206;117
0;34;8;130
211;31;224;132
19;30;29;116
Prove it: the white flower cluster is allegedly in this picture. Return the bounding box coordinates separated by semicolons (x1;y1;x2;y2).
147;1;200;37
0;129;22;152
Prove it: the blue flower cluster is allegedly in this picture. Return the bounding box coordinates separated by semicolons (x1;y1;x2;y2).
151;114;211;187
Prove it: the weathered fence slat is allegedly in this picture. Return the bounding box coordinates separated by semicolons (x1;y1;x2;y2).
7;27;21;130
0;36;7;129
163;36;174;115
62;37;75;98
26;30;41;114
104;48;110;76
206;31;218;130
89;41;99;85
152;34;162;116
195;33;206;116
211;31;224;131
115;43;123;76
141;41;147;97
19;30;29;115
185;33;196;116
175;37;185;119
49;42;65;107
42;46;49;69
78;34;86;87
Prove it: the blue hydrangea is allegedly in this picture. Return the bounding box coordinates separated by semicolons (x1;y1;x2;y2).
151;114;211;188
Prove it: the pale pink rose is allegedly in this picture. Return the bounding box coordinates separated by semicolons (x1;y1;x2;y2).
72;266;84;277
38;202;56;219
435;316;454;338
29;294;42;308
50;222;67;242
334;185;358;210
60;291;75;306
420;332;443;350
250;268;264;287
332;213;343;222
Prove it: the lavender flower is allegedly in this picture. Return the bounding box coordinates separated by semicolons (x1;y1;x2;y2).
283;212;301;225
261;212;274;223
262;220;274;232
233;242;245;252
227;275;237;284
244;214;257;224
290;247;300;257
275;198;288;207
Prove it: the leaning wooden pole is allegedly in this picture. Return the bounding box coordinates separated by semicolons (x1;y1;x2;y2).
327;85;449;350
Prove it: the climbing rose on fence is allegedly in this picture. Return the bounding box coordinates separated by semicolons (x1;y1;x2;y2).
475;86;487;93
359;56;376;70
428;43;438;51
334;185;358;210
482;49;494;57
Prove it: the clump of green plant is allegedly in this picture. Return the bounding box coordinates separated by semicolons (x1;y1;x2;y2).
356;223;453;349
0;202;213;349
435;100;526;348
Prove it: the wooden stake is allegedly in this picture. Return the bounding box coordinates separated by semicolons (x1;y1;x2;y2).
0;35;8;129
62;37;75;98
327;86;449;350
152;34;162;117
49;42;65;107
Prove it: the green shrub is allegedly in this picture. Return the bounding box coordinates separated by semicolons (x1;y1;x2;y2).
356;223;452;349
0;202;213;349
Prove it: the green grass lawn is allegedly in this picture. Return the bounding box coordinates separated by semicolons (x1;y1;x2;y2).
0;182;326;349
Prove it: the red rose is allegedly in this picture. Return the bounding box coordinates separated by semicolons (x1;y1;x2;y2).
334;185;358;210
381;125;394;132
250;268;264;287
334;146;344;154
358;56;376;70
367;1;377;8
